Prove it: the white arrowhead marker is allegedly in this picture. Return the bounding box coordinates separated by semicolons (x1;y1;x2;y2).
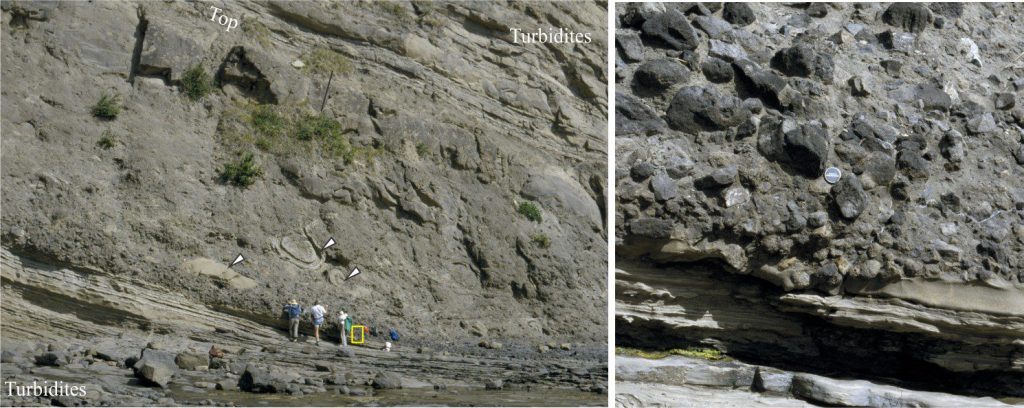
322;237;336;250
346;267;361;280
229;254;245;268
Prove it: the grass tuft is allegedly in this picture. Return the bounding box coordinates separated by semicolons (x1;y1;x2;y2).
220;152;263;187
181;65;213;101
92;93;121;120
242;18;273;48
295;113;353;159
518;201;542;223
249;105;288;138
531;234;550;248
97;129;117;149
304;47;353;75
415;142;429;157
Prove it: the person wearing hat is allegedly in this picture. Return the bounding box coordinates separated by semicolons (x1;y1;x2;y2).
283;299;303;342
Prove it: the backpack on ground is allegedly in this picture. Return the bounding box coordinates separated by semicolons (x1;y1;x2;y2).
389;328;399;341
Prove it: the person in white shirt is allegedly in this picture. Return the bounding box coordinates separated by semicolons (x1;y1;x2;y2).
336;310;349;349
310;301;327;346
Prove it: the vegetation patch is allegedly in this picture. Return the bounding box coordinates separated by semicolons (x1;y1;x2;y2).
415;142;429;157
181;65;213;101
248;104;288;138
242;18;273;48
531;234;551;248
304;47;353;75
378;1;413;22
295;113;353;159
216;102;375;165
97;129;117;150
92;93;121;120
419;8;447;28
518;201;543;223
616;347;728;361
220;152;263;187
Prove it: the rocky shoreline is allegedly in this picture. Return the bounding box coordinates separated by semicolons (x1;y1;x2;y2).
616;354;1021;407
1;248;606;407
1;334;606;407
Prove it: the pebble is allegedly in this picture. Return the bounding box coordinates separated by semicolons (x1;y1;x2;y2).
701;57;733;83
879;30;915;52
651;172;678;201
724;186;750;208
722;3;755;26
633;59;690;90
994;93;1015;110
708;165;738;186
832;175;868;220
807;2;828;18
880;60;902;77
882;3;933;33
616;31;645;62
692;15;732;39
641;9;699;51
966;113;997;134
708;39;747;62
958;38;982;67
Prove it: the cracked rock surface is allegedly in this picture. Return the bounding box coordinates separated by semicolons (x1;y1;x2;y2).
1;1;607;402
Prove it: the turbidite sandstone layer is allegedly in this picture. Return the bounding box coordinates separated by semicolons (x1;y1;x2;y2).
1;0;607;402
615;2;1024;405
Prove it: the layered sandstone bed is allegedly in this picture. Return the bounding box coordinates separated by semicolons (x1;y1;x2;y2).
1;0;607;405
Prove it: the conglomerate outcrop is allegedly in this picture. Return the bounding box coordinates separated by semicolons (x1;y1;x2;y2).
615;2;1024;406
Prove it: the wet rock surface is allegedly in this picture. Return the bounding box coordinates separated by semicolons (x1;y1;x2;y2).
616;1;1024;405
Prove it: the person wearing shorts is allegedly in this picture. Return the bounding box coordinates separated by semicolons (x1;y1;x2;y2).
310;301;327;346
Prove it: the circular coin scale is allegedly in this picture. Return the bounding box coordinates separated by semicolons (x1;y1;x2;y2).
824;167;842;184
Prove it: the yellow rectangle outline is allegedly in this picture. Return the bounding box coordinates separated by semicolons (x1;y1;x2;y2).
350;325;365;344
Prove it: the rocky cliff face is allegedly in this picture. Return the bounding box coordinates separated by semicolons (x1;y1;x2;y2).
615;1;1024;404
1;0;607;348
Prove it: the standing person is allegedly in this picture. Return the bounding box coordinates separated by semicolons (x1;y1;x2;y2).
284;299;302;342
310;301;327;346
345;314;355;345
336;310;349;349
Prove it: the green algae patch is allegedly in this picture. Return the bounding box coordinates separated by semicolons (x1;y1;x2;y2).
616;347;729;361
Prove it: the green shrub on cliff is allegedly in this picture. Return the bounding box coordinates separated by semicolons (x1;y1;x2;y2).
181;65;213;101
518;201;542;222
220;153;262;187
92;93;121;119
